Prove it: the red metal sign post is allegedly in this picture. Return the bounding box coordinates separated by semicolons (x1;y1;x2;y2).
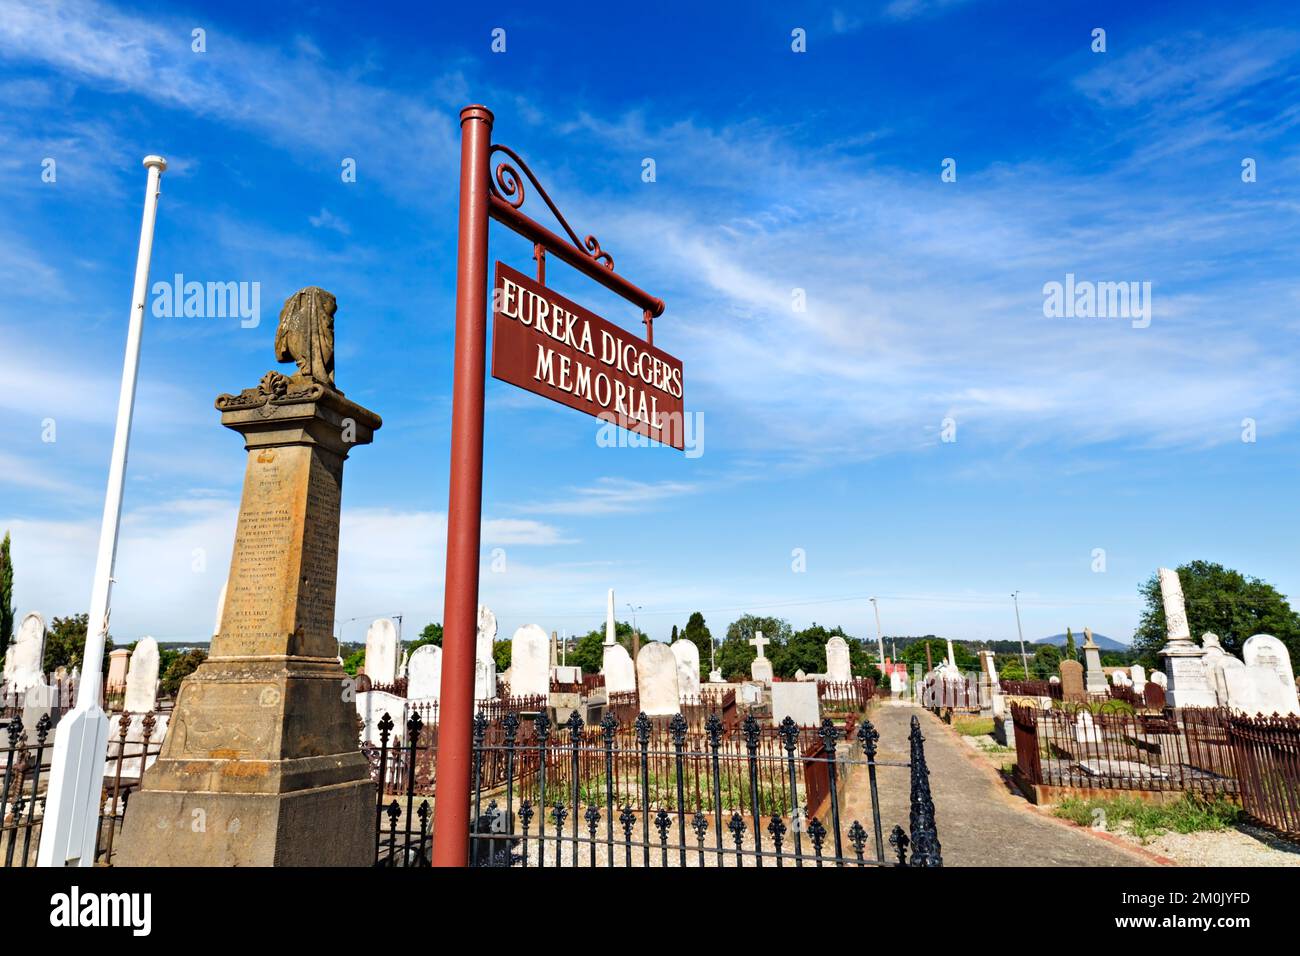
432;104;669;866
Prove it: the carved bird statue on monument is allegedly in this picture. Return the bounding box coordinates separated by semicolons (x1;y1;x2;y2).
273;286;336;389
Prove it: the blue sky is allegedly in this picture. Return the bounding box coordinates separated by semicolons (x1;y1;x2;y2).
1;0;1298;649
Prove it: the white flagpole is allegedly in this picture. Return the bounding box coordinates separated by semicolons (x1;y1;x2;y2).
39;155;167;867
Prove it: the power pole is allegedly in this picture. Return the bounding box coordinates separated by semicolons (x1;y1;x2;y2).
1012;591;1029;678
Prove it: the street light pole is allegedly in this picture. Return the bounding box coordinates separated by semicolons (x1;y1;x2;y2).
869;597;885;668
1012;591;1029;678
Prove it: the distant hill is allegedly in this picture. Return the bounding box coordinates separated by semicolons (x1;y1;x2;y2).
1035;632;1127;651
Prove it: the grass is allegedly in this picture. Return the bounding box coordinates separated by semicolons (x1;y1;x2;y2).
952;716;994;737
1053;793;1242;841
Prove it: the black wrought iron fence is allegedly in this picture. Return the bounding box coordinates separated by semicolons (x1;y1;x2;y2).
372;708;942;869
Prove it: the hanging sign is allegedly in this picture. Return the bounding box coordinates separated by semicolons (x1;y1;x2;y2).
491;261;686;449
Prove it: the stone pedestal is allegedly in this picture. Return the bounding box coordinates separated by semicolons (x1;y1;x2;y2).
118;380;381;866
1161;645;1215;708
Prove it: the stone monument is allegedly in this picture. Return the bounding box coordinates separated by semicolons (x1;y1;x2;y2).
106;648;130;693
749;631;773;684
123;637;159;713
510;624;550;698
406;644;442;701
1155;567;1215;707
601;589;635;694
1081;628;1108;694
825;635;851;682
4;612;45;695
1242;634;1299;716
670;639;700;698
118;286;381;867
1059;659;1085;702
364;618;399;686
636;642;680;716
474;604;497;700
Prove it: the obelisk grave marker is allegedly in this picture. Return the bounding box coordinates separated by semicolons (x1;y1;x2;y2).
118;287;381;866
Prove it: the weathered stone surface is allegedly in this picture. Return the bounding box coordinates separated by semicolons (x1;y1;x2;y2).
770;681;819;728
602;642;636;695
4;612;44;694
636;642;679;716
364;618;399;686
117;341;380;868
475;604;497;700
1156;568;1214;707
670;639;700;698
1082;629;1108;694
825;636;851;682
510;624;550;698
1242;634;1300;716
749;630;773;684
106;648;130;692
124;637;159;713
407;644;442;700
1059;660;1085;702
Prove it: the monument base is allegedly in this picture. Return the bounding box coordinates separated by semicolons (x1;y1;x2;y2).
116;778;373;867
1161;646;1216;708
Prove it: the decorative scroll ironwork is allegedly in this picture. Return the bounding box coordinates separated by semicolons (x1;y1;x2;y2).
489;143;616;271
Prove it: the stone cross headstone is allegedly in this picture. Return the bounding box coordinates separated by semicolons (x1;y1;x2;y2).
117;298;382;867
1059;659;1085;702
825;635;851;682
364;618;399;687
770;681;820;728
1082;628;1108;694
510;624;550;698
475;604;498;700
5;612;45;694
749;631;773;684
124;637;160;714
406;644;443;700
1242;634;1300;716
1156;567;1214;707
636;642;680;716
670;639;700;699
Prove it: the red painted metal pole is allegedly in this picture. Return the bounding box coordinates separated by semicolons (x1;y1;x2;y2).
432;104;494;867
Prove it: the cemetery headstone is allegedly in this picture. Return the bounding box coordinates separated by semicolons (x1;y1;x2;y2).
364;618;399;686
475;604;497;700
636;642;680;716
1130;664;1146;686
749;631;773;684
1082;628;1108;694
670;639;701;698
1151;670;1167;689
124;637;160;713
825;635;851;682
510;624;550;698
5;612;45;694
1059;660;1085;702
407;644;443;700
1242;634;1300;716
769;681;820;728
1156;567;1215;707
106;648;131;692
117;291;382;867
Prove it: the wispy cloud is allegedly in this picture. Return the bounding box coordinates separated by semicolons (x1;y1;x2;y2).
522;478;699;516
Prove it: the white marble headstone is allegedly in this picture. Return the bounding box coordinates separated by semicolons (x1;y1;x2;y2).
510;624;550;698
5;612;45;693
636;642;680;716
475;605;498;699
1151;670;1168;689
670;639;701;698
364;618;400;686
1129;664;1146;687
1242;634;1300;716
770;681;820;728
825;635;851;682
407;644;443;700
603;642;636;695
124;636;160;713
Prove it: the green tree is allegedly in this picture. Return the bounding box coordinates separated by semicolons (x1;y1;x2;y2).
408;622;443;651
492;639;512;672
43;613;113;673
900;637;975;671
1132;562;1300;666
160;649;207;697
680;611;713;677
717;614;791;681
1064;627;1077;661
342;648;365;676
0;531;13;652
1030;643;1061;679
568;630;605;674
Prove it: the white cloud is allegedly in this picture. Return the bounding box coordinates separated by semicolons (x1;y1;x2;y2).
521;477;698;516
